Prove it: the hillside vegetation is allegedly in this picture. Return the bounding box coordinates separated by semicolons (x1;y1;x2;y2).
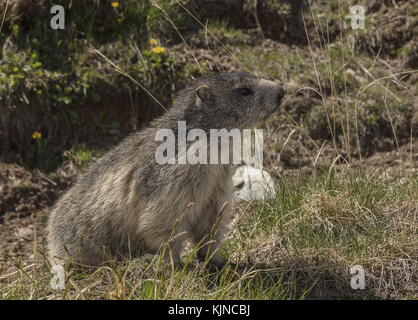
0;0;417;299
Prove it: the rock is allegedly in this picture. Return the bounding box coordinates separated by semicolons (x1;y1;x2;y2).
232;165;276;202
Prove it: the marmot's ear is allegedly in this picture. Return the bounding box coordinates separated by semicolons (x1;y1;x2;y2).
195;85;213;106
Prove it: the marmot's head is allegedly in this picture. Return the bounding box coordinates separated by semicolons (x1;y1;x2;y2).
180;72;285;130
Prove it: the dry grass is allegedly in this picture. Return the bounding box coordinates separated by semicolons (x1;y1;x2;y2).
1;166;416;300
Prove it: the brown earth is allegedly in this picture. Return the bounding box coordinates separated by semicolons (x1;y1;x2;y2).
0;162;74;276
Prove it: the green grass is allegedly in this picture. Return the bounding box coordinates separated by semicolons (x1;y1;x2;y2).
1;167;416;299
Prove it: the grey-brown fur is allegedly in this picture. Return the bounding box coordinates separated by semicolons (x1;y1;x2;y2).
47;72;284;267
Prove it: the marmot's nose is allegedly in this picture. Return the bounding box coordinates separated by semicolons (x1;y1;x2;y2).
277;87;285;101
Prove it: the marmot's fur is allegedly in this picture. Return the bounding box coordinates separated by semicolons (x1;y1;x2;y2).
47;72;285;267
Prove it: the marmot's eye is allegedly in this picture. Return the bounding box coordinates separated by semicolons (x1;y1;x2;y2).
238;87;252;96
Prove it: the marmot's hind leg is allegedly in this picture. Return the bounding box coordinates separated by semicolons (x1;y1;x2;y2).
192;201;232;267
153;227;189;266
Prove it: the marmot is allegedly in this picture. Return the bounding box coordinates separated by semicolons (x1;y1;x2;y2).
47;72;285;267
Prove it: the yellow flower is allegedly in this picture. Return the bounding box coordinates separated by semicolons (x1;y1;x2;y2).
117;17;123;23
32;131;42;140
152;46;165;54
149;38;158;45
111;1;119;8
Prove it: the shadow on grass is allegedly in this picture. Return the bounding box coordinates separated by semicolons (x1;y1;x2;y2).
203;256;381;300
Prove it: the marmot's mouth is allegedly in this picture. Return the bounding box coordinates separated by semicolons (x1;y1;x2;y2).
263;105;279;120
276;98;284;111
272;103;281;114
